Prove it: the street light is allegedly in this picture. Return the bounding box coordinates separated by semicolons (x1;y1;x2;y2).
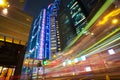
25;57;30;80
0;0;7;7
37;61;42;80
0;0;9;16
0;0;5;6
2;8;8;15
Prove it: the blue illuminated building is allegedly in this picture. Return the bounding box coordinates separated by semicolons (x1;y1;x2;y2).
21;9;47;79
24;0;60;61
47;1;61;59
26;9;47;60
21;0;60;79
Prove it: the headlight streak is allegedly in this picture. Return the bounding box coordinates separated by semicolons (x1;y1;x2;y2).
84;32;120;56
45;31;120;76
45;28;120;76
76;27;120;57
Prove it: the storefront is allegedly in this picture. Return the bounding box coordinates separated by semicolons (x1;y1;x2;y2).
0;66;15;80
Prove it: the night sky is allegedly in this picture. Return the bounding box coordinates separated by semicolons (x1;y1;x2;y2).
24;0;54;17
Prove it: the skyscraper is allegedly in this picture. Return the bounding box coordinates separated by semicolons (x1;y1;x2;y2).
21;1;60;78
47;0;61;59
21;9;47;79
57;0;106;50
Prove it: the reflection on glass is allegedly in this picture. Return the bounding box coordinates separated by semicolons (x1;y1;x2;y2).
0;67;8;79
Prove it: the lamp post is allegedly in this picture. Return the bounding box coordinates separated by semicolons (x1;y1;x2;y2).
0;0;6;7
0;0;9;16
2;8;8;15
37;61;42;80
26;57;30;80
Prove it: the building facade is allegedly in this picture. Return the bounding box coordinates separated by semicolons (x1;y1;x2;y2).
21;9;47;79
57;0;106;50
21;0;107;79
21;1;60;79
47;1;61;59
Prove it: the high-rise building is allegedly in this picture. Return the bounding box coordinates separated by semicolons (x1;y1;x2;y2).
47;0;61;59
66;0;86;34
57;0;106;50
21;0;61;78
57;0;78;50
21;9;47;79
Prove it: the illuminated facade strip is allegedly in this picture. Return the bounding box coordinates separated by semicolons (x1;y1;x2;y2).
38;9;46;59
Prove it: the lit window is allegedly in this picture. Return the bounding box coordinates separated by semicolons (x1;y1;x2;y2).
108;49;115;55
51;40;56;43
0;35;4;41
51;47;56;50
57;33;59;35
58;42;60;44
51;38;54;40
57;31;59;34
58;39;60;41
14;39;20;44
6;37;12;43
51;44;56;47
58;48;61;50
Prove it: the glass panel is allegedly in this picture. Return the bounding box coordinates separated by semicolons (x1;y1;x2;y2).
21;41;26;45
14;39;20;44
9;68;15;80
0;35;4;41
0;67;8;79
6;68;13;80
6;37;12;43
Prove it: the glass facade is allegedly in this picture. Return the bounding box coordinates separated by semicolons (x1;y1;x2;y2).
26;9;46;60
57;0;77;50
21;1;61;79
47;0;61;59
21;9;47;79
67;0;86;34
0;66;15;80
56;0;106;50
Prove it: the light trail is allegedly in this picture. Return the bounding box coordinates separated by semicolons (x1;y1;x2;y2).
76;27;120;57
64;0;114;51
